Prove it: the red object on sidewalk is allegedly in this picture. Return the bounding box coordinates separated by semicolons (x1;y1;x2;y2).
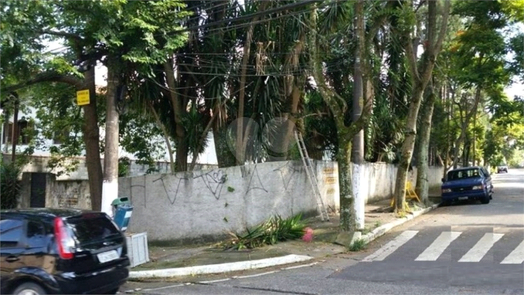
302;227;313;242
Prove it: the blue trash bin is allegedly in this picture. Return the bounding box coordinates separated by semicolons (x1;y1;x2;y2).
113;204;133;232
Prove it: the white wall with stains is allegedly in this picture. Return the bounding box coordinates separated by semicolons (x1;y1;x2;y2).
119;160;339;241
119;161;444;242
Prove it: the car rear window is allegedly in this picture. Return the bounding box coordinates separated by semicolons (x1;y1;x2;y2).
448;169;480;180
65;214;120;244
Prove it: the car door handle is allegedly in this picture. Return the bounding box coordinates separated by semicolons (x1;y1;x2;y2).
5;256;20;262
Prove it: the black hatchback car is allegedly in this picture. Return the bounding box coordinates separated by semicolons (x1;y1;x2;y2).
0;208;130;295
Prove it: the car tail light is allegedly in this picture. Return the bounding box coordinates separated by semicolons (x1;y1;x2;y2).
54;217;75;259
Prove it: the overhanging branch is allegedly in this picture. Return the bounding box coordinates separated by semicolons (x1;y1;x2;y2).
3;71;84;92
39;30;84;42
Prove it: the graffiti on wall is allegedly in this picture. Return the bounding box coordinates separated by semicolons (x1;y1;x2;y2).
130;176;147;208
152;174;188;205
273;161;302;191
149;169;230;205
243;164;268;195
130;162;331;208
194;169;227;200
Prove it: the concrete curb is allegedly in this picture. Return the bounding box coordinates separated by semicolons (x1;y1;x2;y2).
361;203;439;244
129;204;439;279
129;254;313;279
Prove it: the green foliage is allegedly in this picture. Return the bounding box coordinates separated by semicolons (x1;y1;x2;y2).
118;157;131;177
0;162;21;209
499;0;524;22
225;214;306;250
349;238;367;252
2;0;191;173
119;109;166;163
303;91;337;160
508;33;524;83
183;104;209;158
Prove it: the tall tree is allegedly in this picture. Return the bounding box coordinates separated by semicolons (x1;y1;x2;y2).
310;2;374;236
1;0;190;211
393;0;450;214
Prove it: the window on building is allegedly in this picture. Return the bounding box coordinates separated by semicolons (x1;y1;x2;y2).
53;129;70;144
2;120;33;145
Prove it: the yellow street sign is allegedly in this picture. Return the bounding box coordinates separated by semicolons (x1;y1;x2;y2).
76;89;90;106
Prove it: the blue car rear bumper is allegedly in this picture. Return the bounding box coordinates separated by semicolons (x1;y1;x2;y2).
441;190;487;202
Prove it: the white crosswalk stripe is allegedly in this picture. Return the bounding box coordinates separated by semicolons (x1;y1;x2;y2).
458;233;504;262
501;240;524;265
363;230;524;264
415;231;462;261
362;230;418;262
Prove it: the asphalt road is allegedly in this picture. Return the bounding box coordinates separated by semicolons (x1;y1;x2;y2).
125;168;524;295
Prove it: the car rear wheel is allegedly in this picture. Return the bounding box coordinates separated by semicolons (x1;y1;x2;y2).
481;195;490;204
13;282;46;295
440;200;451;206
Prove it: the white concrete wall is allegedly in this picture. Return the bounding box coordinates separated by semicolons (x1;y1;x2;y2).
120;161;339;241
355;163;445;203
355;162;398;203
119;161;444;241
428;166;445;187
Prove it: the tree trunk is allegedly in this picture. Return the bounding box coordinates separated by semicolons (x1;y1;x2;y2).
453;86;482;169
82;67;103;211
394;83;425;212
148;103;175;173
236;19;255;165
352;0;365;164
164;60;188;172
338;130;356;233
101;61;120;216
236;1;269;165
10;97;19;162
415;82;436;205
269;30;305;162
213;126;236;168
393;0;450;214
309;3;371;237
472;89;480;166
268;85;301;161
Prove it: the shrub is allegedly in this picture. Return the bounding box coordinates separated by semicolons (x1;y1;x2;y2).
225;214;307;250
349;238;367;252
1;163;21;209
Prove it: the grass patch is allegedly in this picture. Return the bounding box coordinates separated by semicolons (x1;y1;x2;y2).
361;227;371;235
349;238;367;252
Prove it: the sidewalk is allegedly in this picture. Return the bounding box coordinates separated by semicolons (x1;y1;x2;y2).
128;197;441;281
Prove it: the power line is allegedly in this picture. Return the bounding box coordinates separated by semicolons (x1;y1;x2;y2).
173;0;323;34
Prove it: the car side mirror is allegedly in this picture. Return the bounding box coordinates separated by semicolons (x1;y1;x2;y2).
441;178;445;182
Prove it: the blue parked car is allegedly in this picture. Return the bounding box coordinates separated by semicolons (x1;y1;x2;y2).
441;166;493;205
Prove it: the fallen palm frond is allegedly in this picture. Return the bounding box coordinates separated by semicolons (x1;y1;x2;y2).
225;214;307;250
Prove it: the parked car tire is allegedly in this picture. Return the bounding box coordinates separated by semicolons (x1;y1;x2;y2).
106;288;120;295
481;195;490;204
13;282;46;295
